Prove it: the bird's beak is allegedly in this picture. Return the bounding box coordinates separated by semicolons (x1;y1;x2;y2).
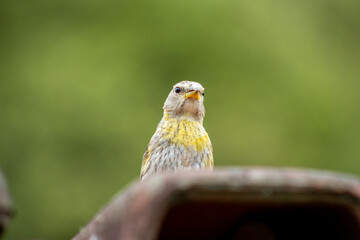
185;90;201;100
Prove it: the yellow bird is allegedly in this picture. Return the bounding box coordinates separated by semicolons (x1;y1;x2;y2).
140;81;213;180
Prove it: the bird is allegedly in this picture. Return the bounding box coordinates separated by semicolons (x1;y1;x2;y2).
140;81;213;180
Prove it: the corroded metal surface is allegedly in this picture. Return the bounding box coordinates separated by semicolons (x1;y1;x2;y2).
0;169;12;237
73;167;360;240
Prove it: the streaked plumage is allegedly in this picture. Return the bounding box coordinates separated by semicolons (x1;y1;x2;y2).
140;81;213;180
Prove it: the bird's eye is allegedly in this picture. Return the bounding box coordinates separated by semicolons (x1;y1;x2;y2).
175;87;181;93
202;91;205;96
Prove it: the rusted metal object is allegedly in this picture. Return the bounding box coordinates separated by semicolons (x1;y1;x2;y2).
0;169;12;238
73;167;360;240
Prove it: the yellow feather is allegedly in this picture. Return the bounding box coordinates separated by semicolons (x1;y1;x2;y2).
163;115;211;152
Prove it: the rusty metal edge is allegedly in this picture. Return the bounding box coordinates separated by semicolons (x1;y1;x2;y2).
73;167;360;240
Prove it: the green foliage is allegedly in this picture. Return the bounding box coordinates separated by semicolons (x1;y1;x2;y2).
1;0;360;239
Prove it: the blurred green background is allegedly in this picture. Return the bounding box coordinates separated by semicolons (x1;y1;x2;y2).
1;0;360;239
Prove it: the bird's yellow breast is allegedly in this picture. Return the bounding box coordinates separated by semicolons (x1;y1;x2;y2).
141;112;213;179
160;114;211;152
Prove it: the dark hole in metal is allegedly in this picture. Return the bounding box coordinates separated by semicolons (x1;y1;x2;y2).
158;201;360;240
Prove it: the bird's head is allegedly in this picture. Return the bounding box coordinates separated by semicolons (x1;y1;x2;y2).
163;81;205;123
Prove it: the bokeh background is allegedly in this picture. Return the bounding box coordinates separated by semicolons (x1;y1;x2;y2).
1;0;360;239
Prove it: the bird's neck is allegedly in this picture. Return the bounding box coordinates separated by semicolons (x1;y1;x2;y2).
163;110;203;124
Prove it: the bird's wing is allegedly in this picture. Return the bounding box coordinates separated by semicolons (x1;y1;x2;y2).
205;133;214;168
208;146;214;168
140;145;152;179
